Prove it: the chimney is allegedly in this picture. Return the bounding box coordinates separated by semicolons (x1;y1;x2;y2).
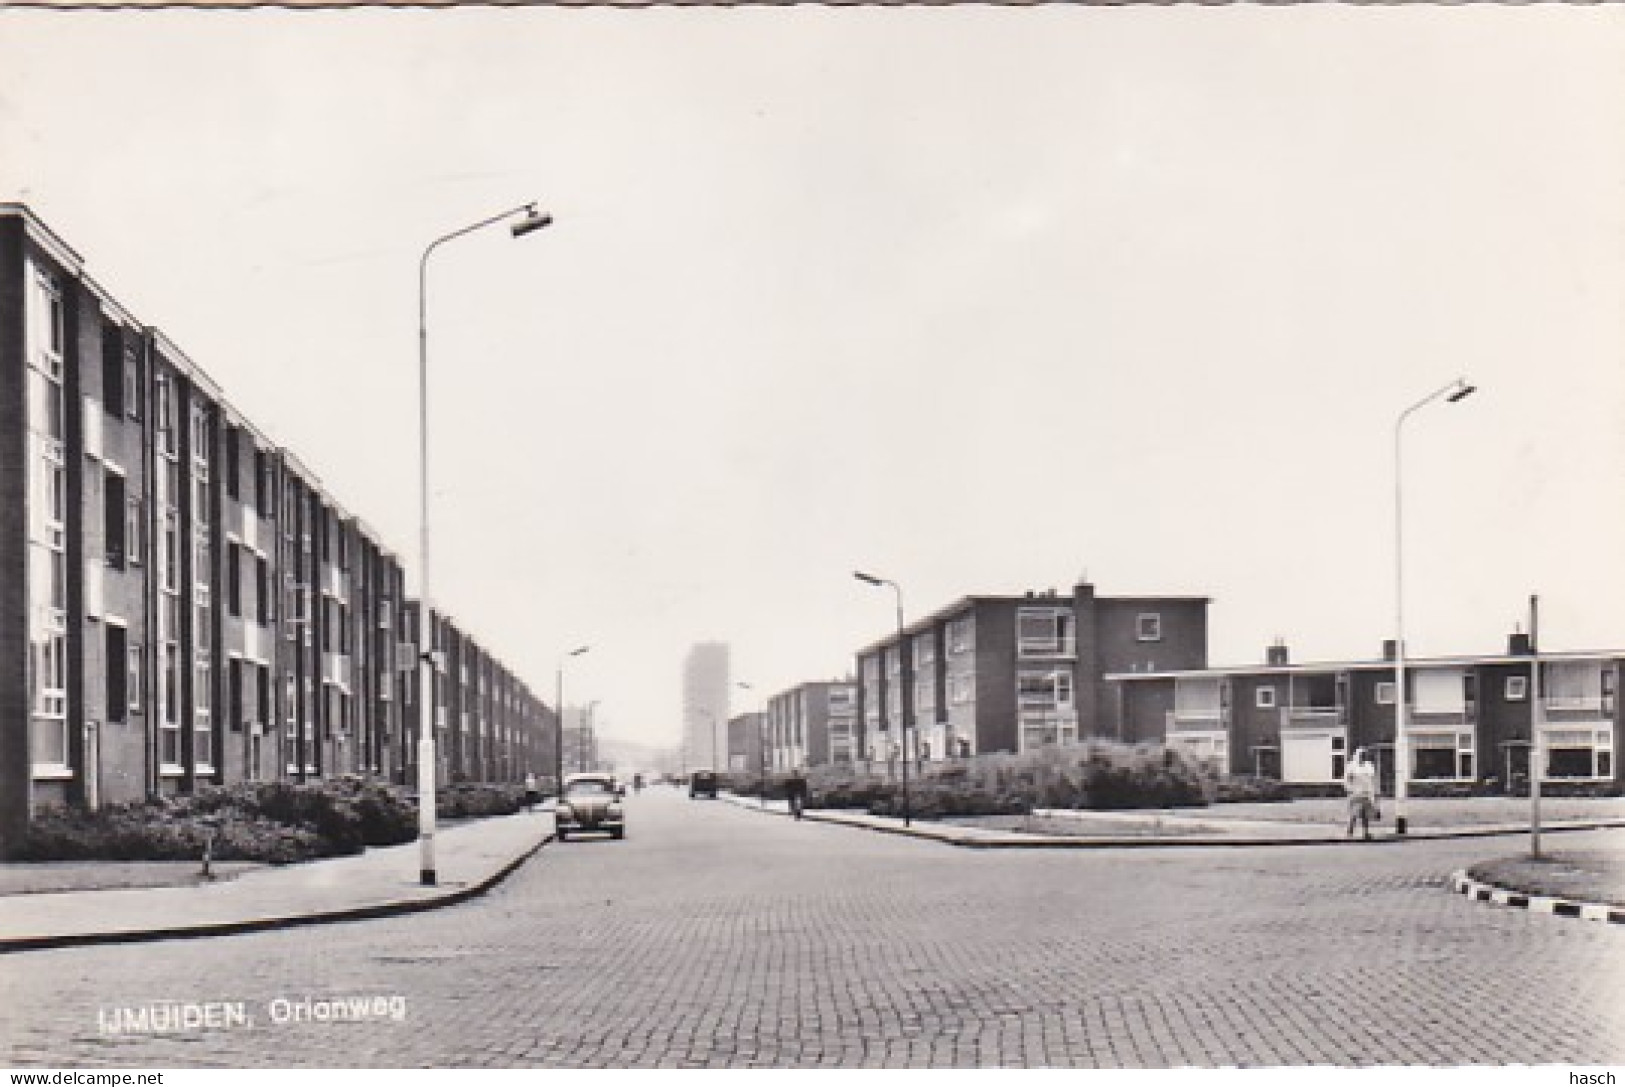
1266;641;1289;667
1509;630;1532;656
1382;639;1398;661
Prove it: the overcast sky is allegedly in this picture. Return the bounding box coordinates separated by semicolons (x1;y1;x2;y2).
3;6;1622;751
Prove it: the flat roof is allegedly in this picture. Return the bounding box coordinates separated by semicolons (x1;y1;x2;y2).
1107;648;1625;682
857;589;1211;655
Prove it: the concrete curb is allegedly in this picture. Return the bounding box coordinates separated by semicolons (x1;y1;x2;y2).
1448;869;1625;925
722;794;1625;850
0;830;555;955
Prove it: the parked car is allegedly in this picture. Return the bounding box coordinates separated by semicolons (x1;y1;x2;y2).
554;773;626;841
689;769;718;799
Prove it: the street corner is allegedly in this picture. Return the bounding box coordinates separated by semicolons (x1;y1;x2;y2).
1451;846;1625;925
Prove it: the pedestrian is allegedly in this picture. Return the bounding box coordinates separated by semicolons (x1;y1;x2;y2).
524;771;539;813
786;768;809;821
1344;748;1379;840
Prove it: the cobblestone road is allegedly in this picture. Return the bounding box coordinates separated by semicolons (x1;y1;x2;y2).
3;788;1621;1068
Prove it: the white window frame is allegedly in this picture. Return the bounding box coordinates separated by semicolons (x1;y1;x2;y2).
1256;686;1277;709
128;642;144;714
1375;681;1396;706
1505;675;1528;702
29;630;71;775
1136;613;1163;642
1017;608;1074;659
1408;729;1475;783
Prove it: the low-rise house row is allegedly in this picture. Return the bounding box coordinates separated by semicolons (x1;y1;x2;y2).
1113;635;1622;794
0;203;554;854
853;580;1209;765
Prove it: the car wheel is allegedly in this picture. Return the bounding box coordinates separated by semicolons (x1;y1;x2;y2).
556;830;568;842
612;828;624;840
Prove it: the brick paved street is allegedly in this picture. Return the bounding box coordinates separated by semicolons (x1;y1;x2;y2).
2;787;1621;1068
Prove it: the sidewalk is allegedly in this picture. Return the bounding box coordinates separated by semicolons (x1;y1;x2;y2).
0;810;554;953
722;793;1625;849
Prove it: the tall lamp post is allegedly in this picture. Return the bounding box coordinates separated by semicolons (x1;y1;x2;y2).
416;202;551;886
555;645;590;795
854;570;910;827
1392;377;1476;837
738;682;766;806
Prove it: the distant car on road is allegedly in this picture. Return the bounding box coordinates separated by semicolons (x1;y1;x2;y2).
689;769;718;799
554;773;626;841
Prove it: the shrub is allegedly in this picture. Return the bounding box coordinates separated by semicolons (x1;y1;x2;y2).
18;776;420;864
437;782;526;820
823;741;1210;819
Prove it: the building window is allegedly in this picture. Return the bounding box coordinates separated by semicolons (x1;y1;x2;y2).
227;543;242;617
1375;682;1396;705
1017;608;1074;658
257;663;271;729
104;470;127;568
101;324;126;417
106;625;128;724
29;631;69;771
155;378;175;456
161;643;182;770
1505;676;1528;702
128;642;144;714
1256;686;1277;709
191;406;211;473
124;343;143;421
1136;613;1163;642
1543;727;1614;780
255;556;269;625
1411;730;1474;781
122;496;142;567
254;449;270;515
193;528;210;592
161;511;179;593
229;659;244;733
225;427;241;501
1018;668;1073;708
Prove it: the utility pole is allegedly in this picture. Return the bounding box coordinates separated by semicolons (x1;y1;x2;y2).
1530;594;1544;859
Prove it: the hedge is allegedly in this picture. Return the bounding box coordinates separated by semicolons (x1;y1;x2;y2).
19;776;420;865
804;741;1210;818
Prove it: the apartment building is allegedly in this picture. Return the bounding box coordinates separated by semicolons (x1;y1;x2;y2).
764;679;859;771
853;580;1209;764
0;204;553;853
727;712;764;775
1111;635;1622;793
683;641;730;772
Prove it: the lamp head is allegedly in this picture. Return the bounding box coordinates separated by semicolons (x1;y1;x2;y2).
853;570;884;587
1447;380;1476;403
511;206;552;238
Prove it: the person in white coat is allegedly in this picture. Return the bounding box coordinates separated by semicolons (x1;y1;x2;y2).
1344;748;1379;840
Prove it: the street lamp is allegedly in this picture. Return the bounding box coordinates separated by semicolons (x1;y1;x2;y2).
415;202;550;886
854;570;910;827
1392;376;1476;837
738;681;766;806
555;645;590;795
